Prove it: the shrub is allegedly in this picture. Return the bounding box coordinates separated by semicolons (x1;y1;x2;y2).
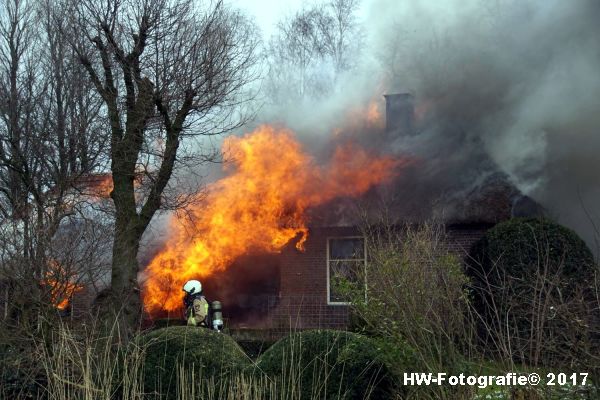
256;329;413;399
139;326;250;399
470;218;594;283
348;222;472;370
0;342;45;399
468;217;599;367
235;339;276;360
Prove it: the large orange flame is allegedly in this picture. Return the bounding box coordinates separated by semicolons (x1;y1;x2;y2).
142;125;401;313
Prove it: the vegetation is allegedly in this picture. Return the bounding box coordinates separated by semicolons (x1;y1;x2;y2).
139;326;250;399
0;0;111;331
256;329;409;399
348;222;472;370
468;218;600;369
340;221;478;398
0;323;419;399
340;219;600;399
265;0;362;103
470;218;595;282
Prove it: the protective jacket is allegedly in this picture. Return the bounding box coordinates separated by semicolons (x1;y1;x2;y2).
186;296;209;326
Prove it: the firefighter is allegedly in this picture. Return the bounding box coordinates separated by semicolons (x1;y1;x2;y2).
182;280;209;327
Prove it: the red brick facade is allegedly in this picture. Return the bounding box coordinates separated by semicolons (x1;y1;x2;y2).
268;226;359;333
263;223;493;334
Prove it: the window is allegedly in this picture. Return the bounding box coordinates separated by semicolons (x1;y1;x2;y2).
327;237;366;304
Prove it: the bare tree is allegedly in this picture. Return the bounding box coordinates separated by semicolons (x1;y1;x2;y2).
65;0;259;332
266;0;362;103
316;0;362;75
0;0;108;327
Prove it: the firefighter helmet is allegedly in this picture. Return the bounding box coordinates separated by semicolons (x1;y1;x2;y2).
183;280;202;295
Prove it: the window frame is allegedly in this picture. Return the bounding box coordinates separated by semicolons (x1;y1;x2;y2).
326;236;367;305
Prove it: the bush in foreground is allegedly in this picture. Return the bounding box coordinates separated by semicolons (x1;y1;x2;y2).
468;217;599;367
256;329;414;399
139;326;250;399
348;222;472;369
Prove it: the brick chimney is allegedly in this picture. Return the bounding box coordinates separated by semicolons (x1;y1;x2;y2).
384;93;414;134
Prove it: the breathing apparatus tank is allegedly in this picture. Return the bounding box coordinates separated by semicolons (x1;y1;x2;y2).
211;301;223;332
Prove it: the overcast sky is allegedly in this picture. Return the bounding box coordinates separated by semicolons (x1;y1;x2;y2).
231;0;305;36
232;0;372;37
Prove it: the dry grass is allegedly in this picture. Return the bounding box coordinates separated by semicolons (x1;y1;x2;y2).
38;320;145;400
0;321;382;400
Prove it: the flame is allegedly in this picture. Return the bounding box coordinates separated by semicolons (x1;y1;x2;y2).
343;99;385;131
366;101;383;127
45;260;83;310
142;125;401;314
91;175;113;198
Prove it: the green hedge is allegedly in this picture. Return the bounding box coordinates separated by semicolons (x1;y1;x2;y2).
470;218;594;284
467;218;597;365
256;329;416;399
138;326;250;399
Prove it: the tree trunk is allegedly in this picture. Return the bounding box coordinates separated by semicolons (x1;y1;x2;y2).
108;204;145;337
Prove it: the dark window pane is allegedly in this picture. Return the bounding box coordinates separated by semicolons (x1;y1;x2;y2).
329;238;364;260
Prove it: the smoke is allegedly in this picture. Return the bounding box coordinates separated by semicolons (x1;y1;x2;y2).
251;0;600;251
369;0;600;250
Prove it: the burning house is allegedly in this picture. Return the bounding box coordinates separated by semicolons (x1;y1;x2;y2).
138;92;543;334
1;91;541;332
236;94;542;334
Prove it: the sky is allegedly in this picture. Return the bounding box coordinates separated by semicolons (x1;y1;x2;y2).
232;0;309;36
232;0;372;37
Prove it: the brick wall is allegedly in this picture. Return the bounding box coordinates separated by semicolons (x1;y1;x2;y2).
267;226;360;334
264;223;493;335
445;223;494;258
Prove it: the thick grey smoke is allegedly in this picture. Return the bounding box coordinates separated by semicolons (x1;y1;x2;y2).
250;0;600;253
362;0;600;252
